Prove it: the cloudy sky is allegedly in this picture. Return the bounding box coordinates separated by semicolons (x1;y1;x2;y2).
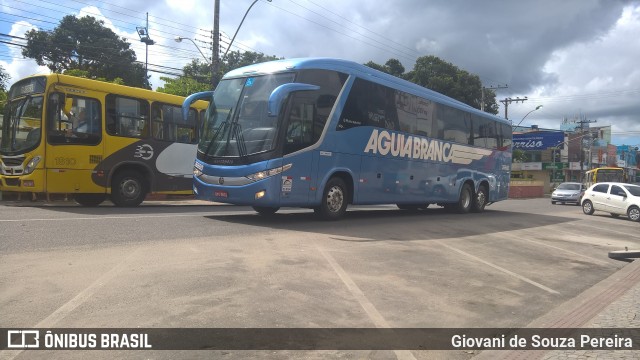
1;0;639;146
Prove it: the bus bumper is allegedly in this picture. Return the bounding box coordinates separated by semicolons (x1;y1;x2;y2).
193;175;280;206
0;169;46;193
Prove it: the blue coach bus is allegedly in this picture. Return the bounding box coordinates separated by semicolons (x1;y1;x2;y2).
183;58;512;220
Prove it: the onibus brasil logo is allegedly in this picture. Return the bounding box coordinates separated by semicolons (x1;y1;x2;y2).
364;129;492;165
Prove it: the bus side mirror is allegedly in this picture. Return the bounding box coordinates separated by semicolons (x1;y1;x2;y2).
63;97;74;117
182;91;213;122
267;83;320;117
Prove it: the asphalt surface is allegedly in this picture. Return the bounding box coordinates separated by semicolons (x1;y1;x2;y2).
0;198;638;359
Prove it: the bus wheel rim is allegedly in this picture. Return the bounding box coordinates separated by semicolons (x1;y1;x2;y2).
326;186;344;212
477;191;486;208
121;179;140;198
462;189;471;208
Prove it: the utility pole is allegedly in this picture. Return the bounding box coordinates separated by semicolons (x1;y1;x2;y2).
211;0;220;88
499;96;528;122
136;13;155;86
578;118;597;182
481;84;508;112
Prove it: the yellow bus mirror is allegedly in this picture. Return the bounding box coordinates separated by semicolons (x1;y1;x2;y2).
63;97;73;116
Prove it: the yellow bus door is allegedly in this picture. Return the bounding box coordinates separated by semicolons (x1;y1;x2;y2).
44;90;106;194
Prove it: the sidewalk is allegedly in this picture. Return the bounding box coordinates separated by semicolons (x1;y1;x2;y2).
474;259;640;359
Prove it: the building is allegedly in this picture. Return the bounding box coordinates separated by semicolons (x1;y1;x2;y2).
510;124;639;197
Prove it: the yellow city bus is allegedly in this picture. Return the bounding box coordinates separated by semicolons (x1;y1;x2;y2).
0;74;208;206
584;167;626;188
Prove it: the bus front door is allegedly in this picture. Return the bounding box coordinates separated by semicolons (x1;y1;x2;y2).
45;91;106;195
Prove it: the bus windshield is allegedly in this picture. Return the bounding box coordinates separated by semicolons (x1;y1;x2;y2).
0;95;44;155
199;72;295;158
1;77;46;156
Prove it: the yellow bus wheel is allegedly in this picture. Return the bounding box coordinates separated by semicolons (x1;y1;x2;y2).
74;193;106;207
111;170;147;207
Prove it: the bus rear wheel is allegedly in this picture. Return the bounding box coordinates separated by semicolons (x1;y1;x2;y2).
253;206;279;216
74;193;106;207
315;177;348;220
111;170;147;207
456;183;473;214
471;185;488;213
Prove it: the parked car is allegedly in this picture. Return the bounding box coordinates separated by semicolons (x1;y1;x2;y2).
551;182;585;205
581;182;640;221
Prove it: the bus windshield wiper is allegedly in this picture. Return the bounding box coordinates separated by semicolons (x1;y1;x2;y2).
203;108;233;157
233;122;247;158
10;96;30;150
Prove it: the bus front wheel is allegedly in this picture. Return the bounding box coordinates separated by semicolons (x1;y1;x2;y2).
253;206;279;216
74;193;106;207
315;177;348;220
111;170;147;207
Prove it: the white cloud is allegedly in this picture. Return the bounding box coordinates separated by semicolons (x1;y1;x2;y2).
508;4;640;146
1;21;49;83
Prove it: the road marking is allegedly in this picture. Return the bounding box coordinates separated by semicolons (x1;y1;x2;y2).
483;230;611;266
520;238;611;266
574;220;640;239
435;241;560;295
315;244;417;360
0;247;142;360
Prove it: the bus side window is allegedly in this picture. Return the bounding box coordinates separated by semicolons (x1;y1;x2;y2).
106;94;149;138
48;93;101;145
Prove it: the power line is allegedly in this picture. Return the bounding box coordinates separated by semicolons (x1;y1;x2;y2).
0;9;208;62
303;0;419;56
285;0;420;59
264;1;418;63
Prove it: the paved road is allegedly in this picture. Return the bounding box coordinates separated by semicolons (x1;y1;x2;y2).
0;198;638;359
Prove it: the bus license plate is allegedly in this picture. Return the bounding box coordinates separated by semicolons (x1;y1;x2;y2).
214;190;228;198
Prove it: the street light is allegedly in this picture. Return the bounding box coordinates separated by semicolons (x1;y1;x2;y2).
514;105;543;129
175;37;210;64
221;0;272;61
136;13;155;82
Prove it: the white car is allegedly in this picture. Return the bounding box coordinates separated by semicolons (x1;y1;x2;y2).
581;182;640;221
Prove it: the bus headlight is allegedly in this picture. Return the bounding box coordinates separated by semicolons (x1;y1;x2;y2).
23;156;41;175
246;163;292;182
193;161;203;177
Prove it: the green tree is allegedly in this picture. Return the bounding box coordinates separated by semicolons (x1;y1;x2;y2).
365;56;499;114
156;76;210;97
512;149;527;162
0;65;10;113
63;69;125;85
364;58;405;78
220;50;281;78
0;65;9;92
22;15;149;88
406;55;498;114
158;51;282;96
